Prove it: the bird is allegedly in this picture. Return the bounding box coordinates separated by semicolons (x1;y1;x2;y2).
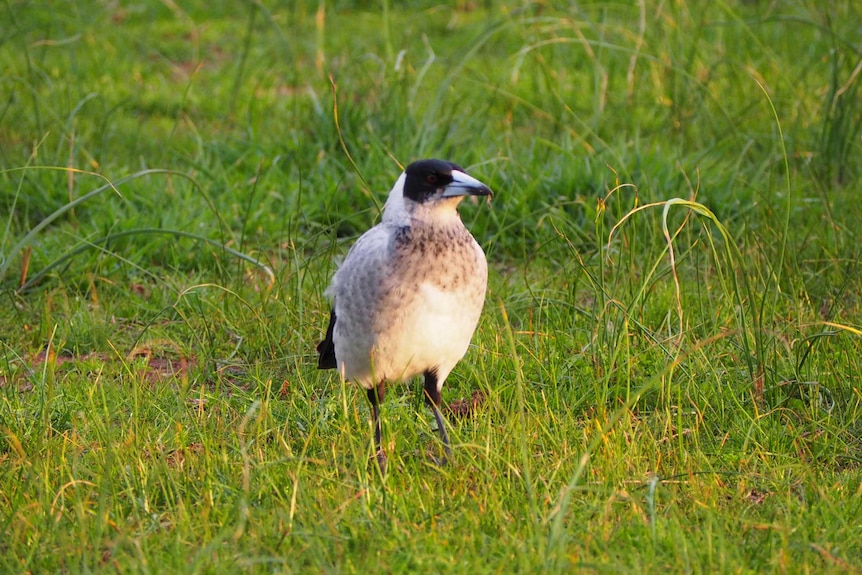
317;158;492;469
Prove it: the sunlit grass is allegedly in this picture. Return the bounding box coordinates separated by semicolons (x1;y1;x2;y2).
1;1;861;573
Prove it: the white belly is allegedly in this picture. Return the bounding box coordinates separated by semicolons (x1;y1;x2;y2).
334;279;484;388
329;219;488;389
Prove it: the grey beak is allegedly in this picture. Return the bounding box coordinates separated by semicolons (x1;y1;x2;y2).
442;170;493;198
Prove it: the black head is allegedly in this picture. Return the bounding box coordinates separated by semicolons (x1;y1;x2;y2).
401;159;491;204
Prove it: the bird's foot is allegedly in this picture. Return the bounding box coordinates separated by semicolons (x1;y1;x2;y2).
427;444;451;467
373;448;387;474
428;453;448;467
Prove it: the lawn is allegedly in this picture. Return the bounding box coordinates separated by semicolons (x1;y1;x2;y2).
1;1;861;573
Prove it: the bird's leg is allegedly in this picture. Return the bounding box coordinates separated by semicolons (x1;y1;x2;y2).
423;371;451;464
366;383;387;472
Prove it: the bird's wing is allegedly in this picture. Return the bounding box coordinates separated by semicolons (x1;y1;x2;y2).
328;223;398;296
317;223;398;370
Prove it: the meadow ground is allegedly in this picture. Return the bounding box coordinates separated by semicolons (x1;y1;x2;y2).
1;1;861;573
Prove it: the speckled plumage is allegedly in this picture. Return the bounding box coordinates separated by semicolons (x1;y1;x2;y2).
317;159;492;467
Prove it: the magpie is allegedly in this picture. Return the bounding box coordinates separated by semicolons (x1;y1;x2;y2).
317;159;492;469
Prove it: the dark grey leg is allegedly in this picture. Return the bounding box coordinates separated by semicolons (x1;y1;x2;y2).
423;371;451;463
366;384;387;472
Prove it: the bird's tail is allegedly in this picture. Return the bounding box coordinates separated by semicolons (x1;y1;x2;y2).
316;308;338;369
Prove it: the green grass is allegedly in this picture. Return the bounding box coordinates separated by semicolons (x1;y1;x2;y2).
2;0;862;572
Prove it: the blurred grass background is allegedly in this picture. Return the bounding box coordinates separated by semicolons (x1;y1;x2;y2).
1;1;861;572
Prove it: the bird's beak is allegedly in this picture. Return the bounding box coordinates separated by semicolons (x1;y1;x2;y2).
442;170;493;198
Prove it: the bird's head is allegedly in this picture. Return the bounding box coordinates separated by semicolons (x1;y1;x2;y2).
384;159;492;223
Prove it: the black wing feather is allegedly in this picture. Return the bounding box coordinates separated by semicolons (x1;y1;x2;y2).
316;308;338;369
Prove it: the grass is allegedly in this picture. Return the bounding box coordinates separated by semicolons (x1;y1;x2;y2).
2;0;862;572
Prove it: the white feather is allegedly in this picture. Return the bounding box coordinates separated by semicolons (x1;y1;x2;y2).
325;163;489;393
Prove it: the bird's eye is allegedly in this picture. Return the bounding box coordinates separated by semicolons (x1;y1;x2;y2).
425;173;438;185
